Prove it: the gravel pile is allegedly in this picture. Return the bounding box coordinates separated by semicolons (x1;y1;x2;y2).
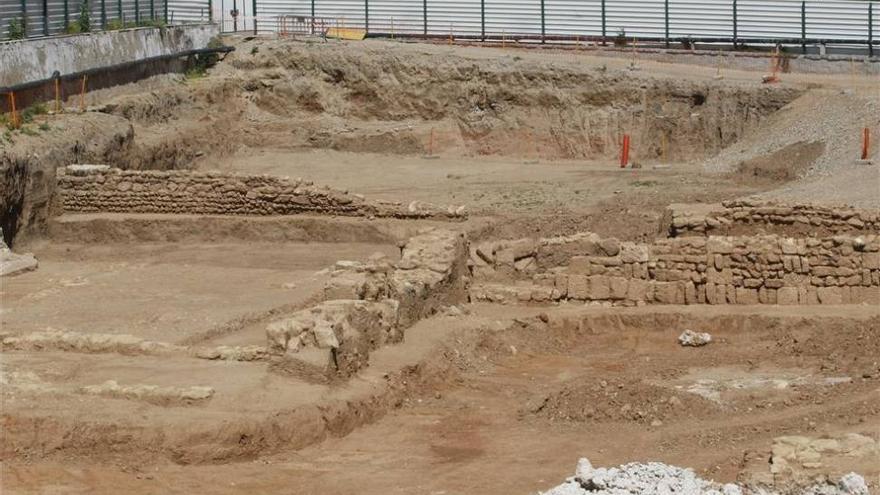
540;458;869;495
704;89;879;177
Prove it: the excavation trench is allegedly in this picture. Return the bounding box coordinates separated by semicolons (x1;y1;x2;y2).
1;307;876;472
2;39;802;247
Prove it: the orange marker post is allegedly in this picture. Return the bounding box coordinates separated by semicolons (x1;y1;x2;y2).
619;134;631;168
862;128;871;160
8;92;19;129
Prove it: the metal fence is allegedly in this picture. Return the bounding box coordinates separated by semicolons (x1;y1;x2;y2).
4;0;877;55
0;0;213;40
226;0;877;53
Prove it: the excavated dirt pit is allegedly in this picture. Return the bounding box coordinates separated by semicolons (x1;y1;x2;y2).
3;305;878;494
2;37;880;494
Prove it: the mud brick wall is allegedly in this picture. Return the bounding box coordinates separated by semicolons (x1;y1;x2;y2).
665;200;880;238
56;166;465;220
469;233;880;306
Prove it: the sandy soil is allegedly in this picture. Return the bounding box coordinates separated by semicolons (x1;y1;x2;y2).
2;241;396;343
3;304;878;494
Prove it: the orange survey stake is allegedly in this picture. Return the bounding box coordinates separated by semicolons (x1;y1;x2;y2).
619;134;631;168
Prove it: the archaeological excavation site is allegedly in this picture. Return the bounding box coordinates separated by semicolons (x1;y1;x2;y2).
1;11;879;495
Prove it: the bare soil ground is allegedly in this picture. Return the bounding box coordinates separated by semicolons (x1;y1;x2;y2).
2;36;880;494
3;305;879;494
2;241;396;343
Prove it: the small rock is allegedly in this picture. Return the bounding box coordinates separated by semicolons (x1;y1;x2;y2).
838;472;869;495
678;329;712;347
852;237;866;251
574;458;594;482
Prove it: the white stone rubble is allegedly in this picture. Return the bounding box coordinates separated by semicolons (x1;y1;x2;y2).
679;329;713;347
541;458;868;495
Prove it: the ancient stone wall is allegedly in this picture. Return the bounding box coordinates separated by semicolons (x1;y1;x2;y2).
470;232;880;306
56;165;465;220
665;200;879;238
266;228;469;379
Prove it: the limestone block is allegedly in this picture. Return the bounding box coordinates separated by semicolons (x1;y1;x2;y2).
777;287;799;305
568;275;589;300
626;279;648;302
588;275;611;300
735;287;759;305
609;277;628;300
817;287;843;305
653;282;684;304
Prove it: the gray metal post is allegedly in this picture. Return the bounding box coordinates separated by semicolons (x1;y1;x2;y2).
102;0;107;29
20;0;27;37
600;0;606;45
423;0;427;38
64;0;69;29
364;0;368;33
870;2;874;58
480;0;484;41
252;0;256;34
540;0;545;43
135;0;139;23
801;1;806;54
43;0;49;35
732;0;738;49
664;0;669;48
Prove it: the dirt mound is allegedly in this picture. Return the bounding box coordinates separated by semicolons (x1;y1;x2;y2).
526;378;717;424
733;140;825;184
221;38;799;162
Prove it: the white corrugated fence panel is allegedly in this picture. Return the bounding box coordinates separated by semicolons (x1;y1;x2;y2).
168;0;210;22
545;0;603;37
428;0;480;35
313;0;366;29
605;0;665;38
484;0;541;35
369;0;423;35
669;0;733;38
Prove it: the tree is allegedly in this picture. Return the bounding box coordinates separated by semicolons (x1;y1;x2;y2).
77;1;91;33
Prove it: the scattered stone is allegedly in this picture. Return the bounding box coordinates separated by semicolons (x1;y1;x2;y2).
80;380;214;405
1;329;184;355
837;473;868;495
0;229;38;277
543;458;869;495
679;330;712;347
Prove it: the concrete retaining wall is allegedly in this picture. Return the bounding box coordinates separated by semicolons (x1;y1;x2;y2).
0;24;218;87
